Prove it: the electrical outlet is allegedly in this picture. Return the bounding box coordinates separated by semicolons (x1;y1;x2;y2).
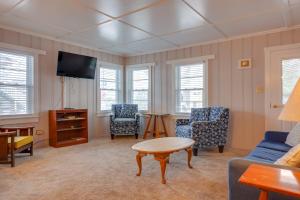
36;130;44;135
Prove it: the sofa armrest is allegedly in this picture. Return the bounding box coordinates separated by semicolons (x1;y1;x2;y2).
176;119;189;126
228;158;300;200
264;131;289;143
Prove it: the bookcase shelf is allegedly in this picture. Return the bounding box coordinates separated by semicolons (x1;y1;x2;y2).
49;109;88;148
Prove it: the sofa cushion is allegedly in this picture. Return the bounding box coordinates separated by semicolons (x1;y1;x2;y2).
189;108;210;124
8;136;33;149
176;125;191;138
246;147;287;163
257;140;292;152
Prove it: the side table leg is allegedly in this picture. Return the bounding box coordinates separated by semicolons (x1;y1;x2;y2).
259;190;268;200
136;152;145;176
154;153;169;184
143;116;152;139
185;147;193;168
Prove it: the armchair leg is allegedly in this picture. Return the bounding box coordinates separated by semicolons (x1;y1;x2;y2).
192;148;198;156
111;134;115;140
135;134;138;139
218;145;224;153
30;143;33;156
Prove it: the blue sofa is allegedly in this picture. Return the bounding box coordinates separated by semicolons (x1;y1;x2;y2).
228;131;300;200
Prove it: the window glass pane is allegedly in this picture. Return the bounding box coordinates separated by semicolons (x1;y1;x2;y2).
176;63;205;113
130;68;149;111
282;58;300;104
133;90;148;101
132;100;148;111
99;67;120;111
0;51;34;115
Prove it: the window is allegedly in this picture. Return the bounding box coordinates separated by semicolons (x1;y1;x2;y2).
175;62;207;113
97;65;122;112
0;50;35;116
127;66;151;111
282;58;300;104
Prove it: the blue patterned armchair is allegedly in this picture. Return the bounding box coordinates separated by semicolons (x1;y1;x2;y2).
110;104;140;139
176;107;230;156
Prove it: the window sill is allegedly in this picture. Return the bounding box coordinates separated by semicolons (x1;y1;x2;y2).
0;114;39;125
96;112;112;117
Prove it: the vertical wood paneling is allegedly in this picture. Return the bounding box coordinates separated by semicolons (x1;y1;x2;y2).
1;28;123;145
125;27;300;150
231;39;244;148
252;35;267;144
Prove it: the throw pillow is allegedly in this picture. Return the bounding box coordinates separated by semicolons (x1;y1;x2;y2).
275;144;300;167
285;123;300;146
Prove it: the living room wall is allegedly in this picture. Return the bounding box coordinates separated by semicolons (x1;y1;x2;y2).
0;27;124;147
125;27;300;150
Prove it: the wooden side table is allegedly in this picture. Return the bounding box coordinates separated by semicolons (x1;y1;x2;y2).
143;113;169;139
239;164;300;200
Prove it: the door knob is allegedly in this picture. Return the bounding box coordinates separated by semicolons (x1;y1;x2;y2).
271;104;283;109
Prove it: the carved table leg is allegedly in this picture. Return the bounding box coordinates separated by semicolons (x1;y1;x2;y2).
136;152;146;176
154;153;169;184
185;147;193;168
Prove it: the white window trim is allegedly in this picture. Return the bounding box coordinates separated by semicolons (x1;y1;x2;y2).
0;43;43;122
126;63;154;113
168;56;214;115
96;62;123;116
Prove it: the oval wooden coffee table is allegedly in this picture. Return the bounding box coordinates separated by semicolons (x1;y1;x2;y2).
132;137;195;184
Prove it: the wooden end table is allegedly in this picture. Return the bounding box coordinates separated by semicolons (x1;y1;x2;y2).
143;113;169;139
132;137;195;184
239;164;300;200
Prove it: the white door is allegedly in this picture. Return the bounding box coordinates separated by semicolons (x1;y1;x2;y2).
265;44;300;131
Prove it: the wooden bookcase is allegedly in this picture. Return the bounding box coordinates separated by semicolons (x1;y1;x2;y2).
49;109;88;148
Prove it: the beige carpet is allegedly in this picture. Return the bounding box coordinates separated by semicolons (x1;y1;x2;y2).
0;137;246;200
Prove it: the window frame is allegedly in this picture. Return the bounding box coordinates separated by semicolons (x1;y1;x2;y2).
126;63;153;113
168;56;213;115
0;45;40;121
96;62;123;115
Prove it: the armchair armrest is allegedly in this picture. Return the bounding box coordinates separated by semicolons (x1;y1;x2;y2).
109;114;115;122
0;131;16;137
176;119;189;126
264;131;289;143
135;113;141;123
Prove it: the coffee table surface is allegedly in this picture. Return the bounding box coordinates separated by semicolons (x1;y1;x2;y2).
132;137;195;153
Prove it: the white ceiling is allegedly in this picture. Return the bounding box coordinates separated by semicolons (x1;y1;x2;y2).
0;0;299;56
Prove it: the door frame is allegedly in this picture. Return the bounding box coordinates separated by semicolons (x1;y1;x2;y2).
265;42;300;131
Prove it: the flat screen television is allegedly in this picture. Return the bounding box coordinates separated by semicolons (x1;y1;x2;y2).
57;51;97;79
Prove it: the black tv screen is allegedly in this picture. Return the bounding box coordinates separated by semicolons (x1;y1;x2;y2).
57;51;97;79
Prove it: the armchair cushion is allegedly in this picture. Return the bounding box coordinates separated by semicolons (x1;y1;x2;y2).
8;136;33;149
189;108;210;124
114;118;136;123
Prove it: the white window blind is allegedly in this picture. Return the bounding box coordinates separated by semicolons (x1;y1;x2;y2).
282;58;300;104
98;66;121;112
175;63;206;113
127;67;151;111
0;50;34;116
